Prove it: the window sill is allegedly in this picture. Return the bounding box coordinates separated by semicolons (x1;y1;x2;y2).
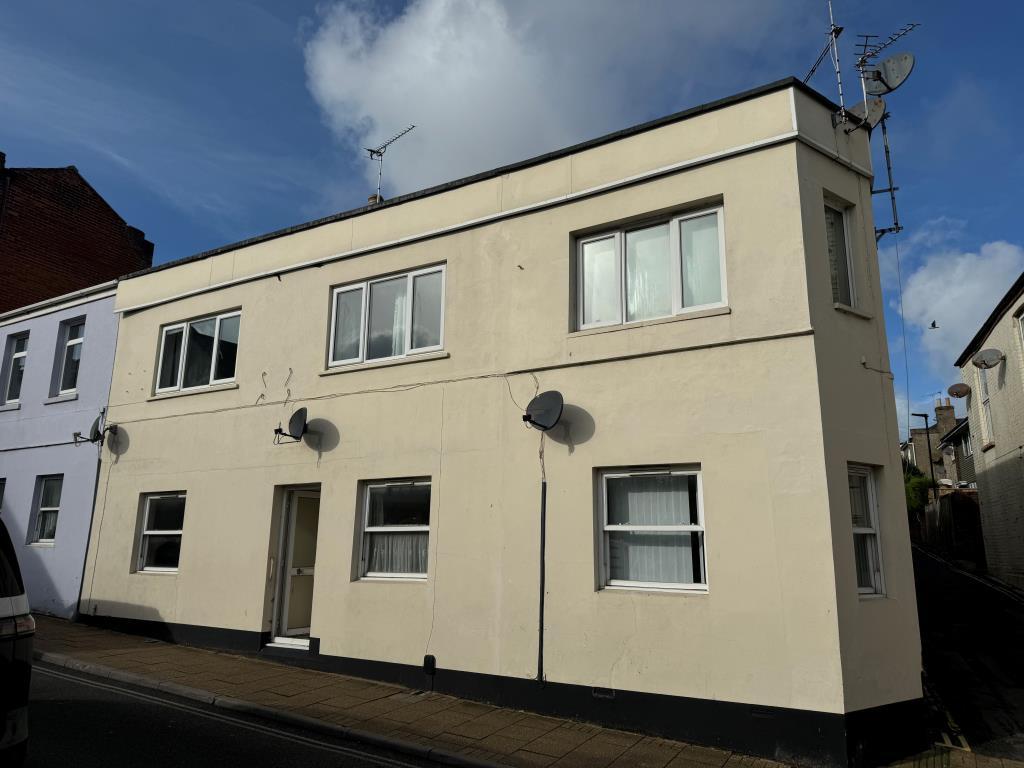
981;442;996;453
358;576;428;584
28;541;55;548
148;382;238;402
321;351;449;377
135;569;179;575
858;592;887;601
571;306;731;338
601;584;709;596
833;303;873;320
0;402;20;413
44;392;78;405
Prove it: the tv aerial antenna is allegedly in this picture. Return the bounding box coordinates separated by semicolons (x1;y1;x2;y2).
803;1;847;121
365;124;415;204
851;22;919;241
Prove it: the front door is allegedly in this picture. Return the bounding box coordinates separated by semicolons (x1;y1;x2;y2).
278;491;320;638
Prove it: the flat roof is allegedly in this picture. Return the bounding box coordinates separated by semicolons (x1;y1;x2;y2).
954;270;1024;367
126;76;836;282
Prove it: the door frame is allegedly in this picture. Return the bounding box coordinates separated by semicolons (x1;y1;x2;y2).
272;488;320;642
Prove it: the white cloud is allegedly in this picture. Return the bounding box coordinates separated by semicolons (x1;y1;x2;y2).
878;216;966;292
901;240;1024;374
303;0;812;197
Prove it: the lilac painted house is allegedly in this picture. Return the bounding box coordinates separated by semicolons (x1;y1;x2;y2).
0;282;118;618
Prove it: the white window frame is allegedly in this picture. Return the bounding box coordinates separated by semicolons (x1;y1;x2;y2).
978;367;994;445
3;333;29;404
57;320;86;395
31;475;62;544
359;479;431;579
155;311;240;394
137;493;186;573
848;464;885;596
576;207;727;331
598;467;708;593
824;202;857;308
329;265;446;368
961;432;973;457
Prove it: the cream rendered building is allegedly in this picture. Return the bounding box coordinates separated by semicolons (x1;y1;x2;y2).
79;79;922;766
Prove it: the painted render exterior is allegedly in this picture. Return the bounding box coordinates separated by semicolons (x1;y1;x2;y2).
954;272;1024;589
0;283;118;617
78;79;922;766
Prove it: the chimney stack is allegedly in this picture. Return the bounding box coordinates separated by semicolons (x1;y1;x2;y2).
934;398;956;437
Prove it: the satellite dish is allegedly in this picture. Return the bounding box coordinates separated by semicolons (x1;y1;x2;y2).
523;391;564;431
849;97;886;129
288;408;308;439
972;348;1005;370
89;417;102;444
947;383;971;399
864;52;915;95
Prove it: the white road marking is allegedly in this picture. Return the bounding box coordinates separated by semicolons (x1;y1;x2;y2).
35;665;427;768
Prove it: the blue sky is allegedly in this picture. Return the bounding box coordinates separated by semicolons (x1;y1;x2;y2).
3;1;1023;438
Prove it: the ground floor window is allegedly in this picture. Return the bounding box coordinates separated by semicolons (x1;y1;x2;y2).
848;464;884;595
360;480;430;578
31;475;63;543
599;467;707;592
138;493;186;571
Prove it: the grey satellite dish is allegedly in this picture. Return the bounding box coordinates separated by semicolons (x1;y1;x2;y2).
288;407;308;439
523;391;564;431
947;383;971;399
89;417;103;444
864;52;915;95
849;97;886;129
972;348;1004;370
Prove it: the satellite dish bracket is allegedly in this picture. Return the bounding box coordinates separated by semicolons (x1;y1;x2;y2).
274;407;309;444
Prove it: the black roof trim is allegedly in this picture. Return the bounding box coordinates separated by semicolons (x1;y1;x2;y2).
954;270;1024;367
939;417;969;446
126;76;836;282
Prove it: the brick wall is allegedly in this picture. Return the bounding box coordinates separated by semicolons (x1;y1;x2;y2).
0;156;153;312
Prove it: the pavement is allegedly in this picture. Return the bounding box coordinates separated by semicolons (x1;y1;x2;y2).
26;615;1018;768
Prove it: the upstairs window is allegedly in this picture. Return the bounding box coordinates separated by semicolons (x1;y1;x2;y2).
2;333;29;404
961;432;973;457
578;208;724;330
825;204;855;307
56;319;85;395
156;311;240;393
329;265;445;367
978;367;994;444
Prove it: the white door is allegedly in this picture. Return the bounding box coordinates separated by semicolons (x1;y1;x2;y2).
278;491;320;637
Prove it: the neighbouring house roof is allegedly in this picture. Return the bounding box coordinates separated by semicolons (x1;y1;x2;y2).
939;417;970;447
954;271;1024;367
125;76;839;282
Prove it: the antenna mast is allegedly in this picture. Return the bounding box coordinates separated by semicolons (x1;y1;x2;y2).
365;124;416;203
803;1;846;121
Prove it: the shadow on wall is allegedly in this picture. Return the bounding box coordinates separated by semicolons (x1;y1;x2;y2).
106;425;130;463
302;418;341;465
544;404;596;455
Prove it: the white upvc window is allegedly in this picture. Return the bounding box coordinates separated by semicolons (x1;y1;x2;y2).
57;320;85;395
31;475;63;543
961;432;973;457
329;265;445;367
848;464;884;596
978;367;994;444
155;311;240;393
824;203;856;307
3;333;29;404
359;480;431;578
577;207;726;331
598;468;707;592
137;493;186;572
